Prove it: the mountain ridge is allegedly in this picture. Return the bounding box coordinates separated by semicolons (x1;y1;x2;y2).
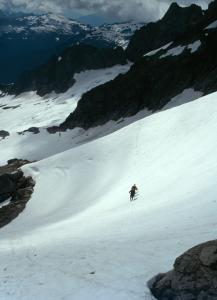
0;11;143;83
59;0;217;130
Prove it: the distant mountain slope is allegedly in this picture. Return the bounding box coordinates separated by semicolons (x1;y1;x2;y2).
8;44;127;96
60;1;217;130
0;12;90;84
89;21;145;49
0;11;143;84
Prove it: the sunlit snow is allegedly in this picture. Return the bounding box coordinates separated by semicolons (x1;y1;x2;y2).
0;64;131;134
0;91;217;300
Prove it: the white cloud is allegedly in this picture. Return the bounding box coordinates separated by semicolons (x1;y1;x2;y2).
0;0;212;21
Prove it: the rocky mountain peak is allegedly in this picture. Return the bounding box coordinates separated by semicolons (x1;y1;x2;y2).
163;2;202;24
207;0;217;19
126;1;203;61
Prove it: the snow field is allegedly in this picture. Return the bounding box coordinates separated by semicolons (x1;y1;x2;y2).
0;92;217;299
0;64;131;134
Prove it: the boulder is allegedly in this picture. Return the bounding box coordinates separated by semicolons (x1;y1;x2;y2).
0;160;35;228
149;240;217;300
23;127;40;134
0;130;9;139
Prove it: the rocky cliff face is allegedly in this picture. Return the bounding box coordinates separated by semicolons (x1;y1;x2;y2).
149;240;217;300
126;3;203;62
9;44;127;96
60;25;217;130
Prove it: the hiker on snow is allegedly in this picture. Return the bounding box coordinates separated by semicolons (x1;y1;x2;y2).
129;184;138;201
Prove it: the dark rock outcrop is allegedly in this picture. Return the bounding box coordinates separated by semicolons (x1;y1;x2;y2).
6;158;31;169
46;126;60;134
149;240;217;300
0;159;35;228
207;0;217;22
60;25;217;130
0;171;23;202
126;3;203;61
8;44;127;96
18;127;40;135
0;130;9;139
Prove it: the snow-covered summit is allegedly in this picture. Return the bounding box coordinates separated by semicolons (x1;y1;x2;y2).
0;11;143;42
2;12;90;35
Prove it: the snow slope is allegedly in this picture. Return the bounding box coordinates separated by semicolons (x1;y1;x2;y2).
0;92;217;300
0;64;131;163
0;64;131;134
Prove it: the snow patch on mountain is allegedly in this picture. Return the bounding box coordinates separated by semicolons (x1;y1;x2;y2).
205;20;217;29
187;40;201;53
160;45;186;58
144;42;173;57
160;40;201;58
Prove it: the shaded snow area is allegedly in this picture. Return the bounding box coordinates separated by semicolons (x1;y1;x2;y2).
0;64;131;134
160;45;186;58
164;88;203;109
0;198;11;208
144;40;201;59
187;40;202;53
1;90;217;300
14;13;89;35
205;20;217;30
144;42;173;57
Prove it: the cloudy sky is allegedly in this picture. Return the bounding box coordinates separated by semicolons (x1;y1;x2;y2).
0;0;212;21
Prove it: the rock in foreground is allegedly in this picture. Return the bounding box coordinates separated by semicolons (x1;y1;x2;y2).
149;240;217;300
